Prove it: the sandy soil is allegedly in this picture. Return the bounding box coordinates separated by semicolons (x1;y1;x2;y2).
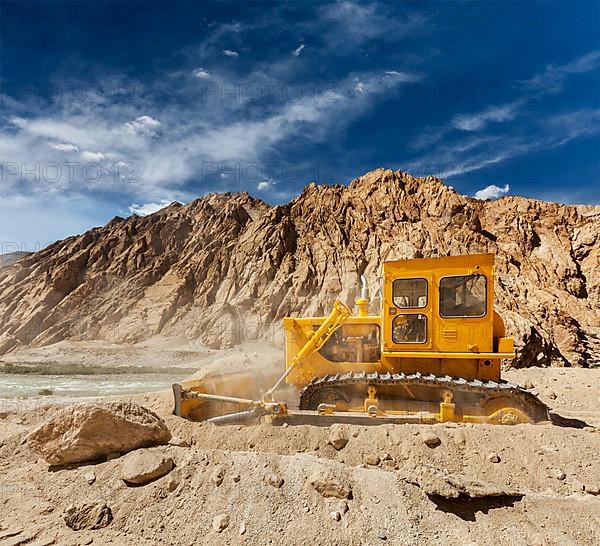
0;361;599;545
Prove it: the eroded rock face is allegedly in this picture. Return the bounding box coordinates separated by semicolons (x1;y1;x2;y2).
0;170;598;366
27;402;171;465
64;502;113;530
403;469;522;499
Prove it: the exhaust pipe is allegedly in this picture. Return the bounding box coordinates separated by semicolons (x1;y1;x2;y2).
360;275;370;301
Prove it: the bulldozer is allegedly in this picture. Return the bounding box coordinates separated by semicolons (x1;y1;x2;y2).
173;253;549;425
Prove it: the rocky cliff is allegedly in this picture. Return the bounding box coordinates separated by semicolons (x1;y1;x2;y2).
0;169;598;367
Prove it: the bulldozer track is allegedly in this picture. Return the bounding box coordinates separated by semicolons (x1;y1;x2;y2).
299;371;550;422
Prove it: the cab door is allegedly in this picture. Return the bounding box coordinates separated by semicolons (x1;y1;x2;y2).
382;266;433;352
433;267;494;353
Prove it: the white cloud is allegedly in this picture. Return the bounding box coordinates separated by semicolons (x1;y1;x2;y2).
49;142;79;152
414;50;600;151
451;103;521;132
292;44;305;57
257;181;271;190
125;115;162;137
128;200;174;216
192;67;211;78
522;50;600;95
474;184;510;200
223;49;239;57
1;68;417;201
80;150;107;162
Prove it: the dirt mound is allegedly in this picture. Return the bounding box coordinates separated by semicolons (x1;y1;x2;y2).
1;368;599;545
0;169;598;366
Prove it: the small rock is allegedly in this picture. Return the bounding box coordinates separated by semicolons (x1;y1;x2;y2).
377;529;387;540
422;431;441;448
311;474;352;499
328;499;349;516
83;470;96;485
167;477;179;492
281;422;289;429
522;380;535;389
169;436;190;448
352;430;359;438
212;468;224;487
365;454;380;466
330;511;341;521
239;522;246;535
121;450;174;486
453;430;467;446
584;483;600;495
328;425;349;451
64;502;113;530
547;391;557;400
232;474;241;483
487;453;501;463
554;469;566;480
265;473;284;488
212;514;229;533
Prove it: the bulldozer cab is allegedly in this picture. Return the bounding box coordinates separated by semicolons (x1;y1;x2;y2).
382;253;495;354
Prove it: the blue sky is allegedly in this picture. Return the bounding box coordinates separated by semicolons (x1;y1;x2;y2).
0;0;599;250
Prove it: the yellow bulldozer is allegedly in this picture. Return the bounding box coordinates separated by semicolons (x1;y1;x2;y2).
173;253;549;425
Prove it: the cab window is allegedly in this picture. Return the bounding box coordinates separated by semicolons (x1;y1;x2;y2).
392;314;427;344
439;275;487;318
393;278;428;309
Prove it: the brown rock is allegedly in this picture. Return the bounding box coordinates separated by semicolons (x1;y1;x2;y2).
405;469;521;499
365;454;381;466
83;470;96;485
265;473;284;488
453;430;467;446
27;402;171;466
422;431;441;448
121;450;174;485
212;468;225;487
169;436;190;448
212;514;230;533
64;502;113;530
311;473;352;499
328;425;349;451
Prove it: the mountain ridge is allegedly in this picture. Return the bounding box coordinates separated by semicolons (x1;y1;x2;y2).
0;168;598;367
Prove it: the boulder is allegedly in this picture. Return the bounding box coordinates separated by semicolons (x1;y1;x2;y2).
121;449;174;485
27;402;171;466
64;502;113;530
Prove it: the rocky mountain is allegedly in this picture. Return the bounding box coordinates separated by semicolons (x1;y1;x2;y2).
0;169;598;367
